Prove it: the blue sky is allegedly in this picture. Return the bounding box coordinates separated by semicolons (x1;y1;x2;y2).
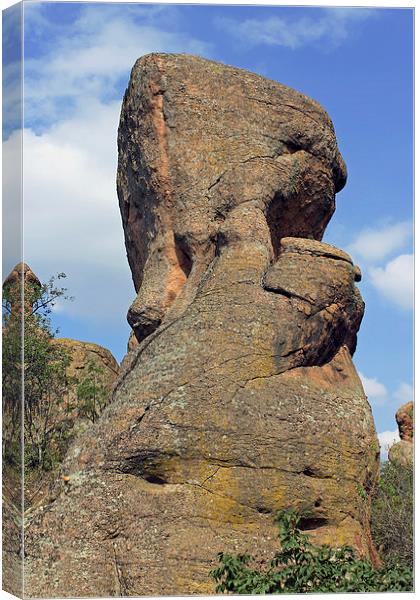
2;1;414;456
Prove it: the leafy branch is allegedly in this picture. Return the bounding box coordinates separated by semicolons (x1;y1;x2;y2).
210;510;412;593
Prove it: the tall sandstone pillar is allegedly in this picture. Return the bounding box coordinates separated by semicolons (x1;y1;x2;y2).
25;54;380;597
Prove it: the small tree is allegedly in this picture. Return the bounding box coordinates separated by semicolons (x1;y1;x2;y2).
2;271;74;471
371;460;413;570
75;360;109;423
22;319;72;470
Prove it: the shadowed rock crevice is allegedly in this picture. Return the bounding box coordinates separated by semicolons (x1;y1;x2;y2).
174;234;193;279
299;516;330;531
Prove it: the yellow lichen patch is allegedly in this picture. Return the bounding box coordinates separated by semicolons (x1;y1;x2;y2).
192;466;252;526
310;516;371;560
173;570;216;595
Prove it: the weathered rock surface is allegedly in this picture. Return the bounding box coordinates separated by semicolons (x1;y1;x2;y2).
3;261;41;292
3;262;38;285
3;262;41;317
127;330;139;353
48;337;120;452
25;54;379;597
52;337;119;391
388;440;413;469
389;401;413;468
396;401;414;442
117;54;347;342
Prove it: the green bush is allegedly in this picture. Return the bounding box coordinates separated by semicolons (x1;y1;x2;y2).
75;360;109;423
210;510;412;593
371;460;413;570
3;272;73;471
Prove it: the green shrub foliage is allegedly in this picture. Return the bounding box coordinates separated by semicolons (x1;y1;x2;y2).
210;510;412;593
2;273;73;471
75;360;109;423
371;460;413;570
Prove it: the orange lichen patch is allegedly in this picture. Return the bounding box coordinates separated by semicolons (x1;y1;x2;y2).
149;70;170;188
173;574;215;596
148;64;195;314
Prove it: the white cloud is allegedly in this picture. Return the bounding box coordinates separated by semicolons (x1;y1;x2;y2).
377;429;400;462
23;5;211;126
346;221;413;309
358;373;413;414
393;382;414;405
369;254;414;310
2;3;22;134
359;372;388;407
2;128;22;274
216;7;375;50
347;221;412;263
13;100;132;323
3;60;22;135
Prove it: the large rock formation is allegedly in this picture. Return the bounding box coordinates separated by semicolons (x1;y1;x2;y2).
118;54;346;343
25;54;379;597
388;401;413;468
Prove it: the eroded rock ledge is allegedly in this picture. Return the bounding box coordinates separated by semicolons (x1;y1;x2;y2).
25;54;379;597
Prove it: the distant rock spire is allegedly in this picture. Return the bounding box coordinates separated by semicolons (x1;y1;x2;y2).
389;401;414;468
3;262;41;317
